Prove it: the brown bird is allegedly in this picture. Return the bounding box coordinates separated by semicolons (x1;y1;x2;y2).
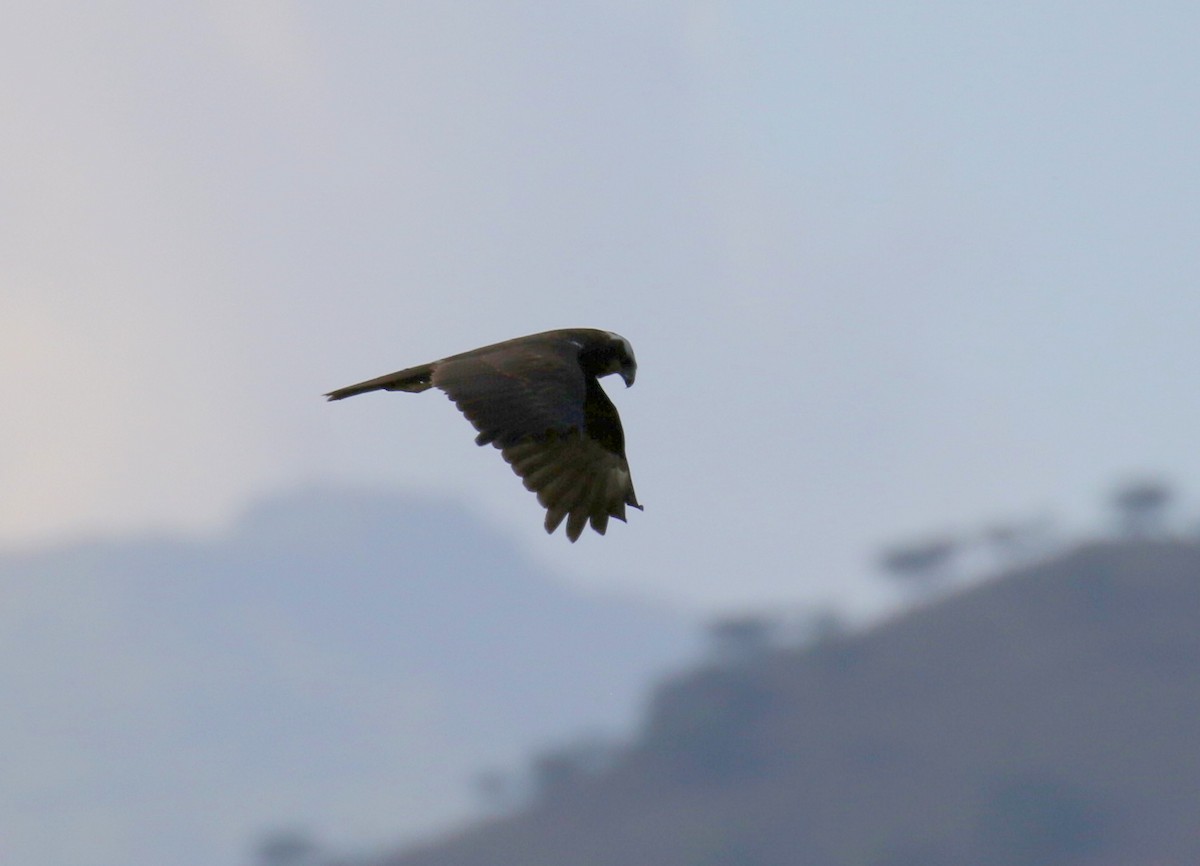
326;329;641;541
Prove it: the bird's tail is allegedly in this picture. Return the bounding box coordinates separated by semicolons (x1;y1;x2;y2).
325;364;435;401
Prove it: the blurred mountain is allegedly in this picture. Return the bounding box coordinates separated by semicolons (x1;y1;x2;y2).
380;539;1200;866
0;487;694;866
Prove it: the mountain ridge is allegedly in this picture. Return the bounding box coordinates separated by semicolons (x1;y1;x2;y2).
380;538;1200;866
0;485;693;866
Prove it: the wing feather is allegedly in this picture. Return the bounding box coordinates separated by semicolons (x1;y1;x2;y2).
501;430;640;542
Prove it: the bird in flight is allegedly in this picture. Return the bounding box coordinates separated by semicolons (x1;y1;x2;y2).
326;329;641;541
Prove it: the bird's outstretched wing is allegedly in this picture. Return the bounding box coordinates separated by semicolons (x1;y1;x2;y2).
431;341;640;540
431;340;586;447
501;427;639;541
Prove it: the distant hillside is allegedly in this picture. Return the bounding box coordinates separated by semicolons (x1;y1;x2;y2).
0;487;694;866
381;539;1200;866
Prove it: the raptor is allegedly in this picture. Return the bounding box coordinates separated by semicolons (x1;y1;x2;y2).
326;329;641;541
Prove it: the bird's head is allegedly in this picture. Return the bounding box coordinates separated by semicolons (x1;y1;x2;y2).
606;331;637;387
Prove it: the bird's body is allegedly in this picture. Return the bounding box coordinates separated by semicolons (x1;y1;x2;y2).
326;329;641;541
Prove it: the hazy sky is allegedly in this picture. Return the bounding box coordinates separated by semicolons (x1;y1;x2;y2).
6;2;1200;613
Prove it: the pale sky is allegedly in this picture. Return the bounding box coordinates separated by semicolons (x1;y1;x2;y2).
6;1;1200;615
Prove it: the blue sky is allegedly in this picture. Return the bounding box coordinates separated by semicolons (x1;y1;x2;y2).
6;1;1200;617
